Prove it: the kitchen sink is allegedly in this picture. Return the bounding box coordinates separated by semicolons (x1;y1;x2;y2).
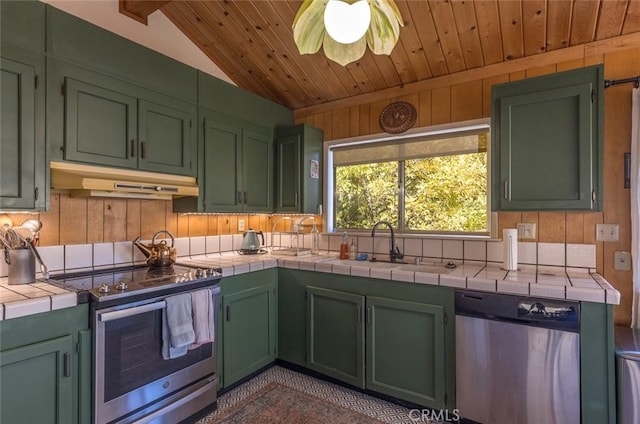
320;259;399;268
396;263;456;274
319;258;456;274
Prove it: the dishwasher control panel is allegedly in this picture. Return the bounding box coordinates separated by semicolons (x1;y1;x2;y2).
455;290;580;332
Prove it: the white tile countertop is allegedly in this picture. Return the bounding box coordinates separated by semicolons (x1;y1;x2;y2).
0;251;620;321
0;278;77;320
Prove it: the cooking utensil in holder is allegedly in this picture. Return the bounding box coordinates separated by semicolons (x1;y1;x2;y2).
8;248;35;284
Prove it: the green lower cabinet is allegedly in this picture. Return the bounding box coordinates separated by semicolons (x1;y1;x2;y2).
366;297;445;407
305;285;448;410
220;269;277;388
0;335;74;424
307;286;365;388
0;305;90;424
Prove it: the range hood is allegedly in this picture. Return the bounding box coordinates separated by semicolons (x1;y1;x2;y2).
50;161;199;200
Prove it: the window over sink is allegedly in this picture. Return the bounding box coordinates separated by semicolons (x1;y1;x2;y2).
327;119;491;235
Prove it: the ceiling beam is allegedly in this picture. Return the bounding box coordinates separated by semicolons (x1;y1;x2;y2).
119;0;171;25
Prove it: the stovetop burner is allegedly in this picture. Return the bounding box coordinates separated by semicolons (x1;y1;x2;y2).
49;263;221;306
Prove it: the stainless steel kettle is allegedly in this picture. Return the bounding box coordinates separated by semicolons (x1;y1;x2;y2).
240;228;264;254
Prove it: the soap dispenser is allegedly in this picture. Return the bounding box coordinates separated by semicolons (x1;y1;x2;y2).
349;239;358;260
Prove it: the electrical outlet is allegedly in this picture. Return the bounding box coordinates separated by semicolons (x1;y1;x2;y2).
516;223;536;239
238;219;245;232
596;224;619;242
614;251;631;271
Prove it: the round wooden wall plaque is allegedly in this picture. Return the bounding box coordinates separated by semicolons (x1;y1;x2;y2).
379;101;417;134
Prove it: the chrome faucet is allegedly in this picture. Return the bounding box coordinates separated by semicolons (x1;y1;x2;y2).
371;221;404;263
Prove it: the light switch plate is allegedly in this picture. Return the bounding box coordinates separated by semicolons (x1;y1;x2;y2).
238;219;245;232
516;223;536;239
596;224;619;242
614;251;631;271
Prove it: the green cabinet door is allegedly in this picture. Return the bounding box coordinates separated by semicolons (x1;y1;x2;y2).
275;124;323;214
242;129;273;212
197;115;273;213
64;77;138;169
138;100;195;176
202;118;243;212
222;284;276;387
307;286;365;388
492;65;603;211
366;296;446;408
0;335;74;424
276;133;301;211
0;54;41;210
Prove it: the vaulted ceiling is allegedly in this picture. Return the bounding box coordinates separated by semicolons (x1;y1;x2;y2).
123;1;640;110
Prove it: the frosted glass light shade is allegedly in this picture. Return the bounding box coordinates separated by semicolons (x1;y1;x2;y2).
324;0;371;44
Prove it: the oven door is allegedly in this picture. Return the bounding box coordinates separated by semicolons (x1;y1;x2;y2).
94;287;219;424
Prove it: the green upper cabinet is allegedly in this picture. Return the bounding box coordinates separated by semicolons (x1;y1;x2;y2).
180;112;273;213
219;269;277;388
0;46;46;210
138;100;194;175
275;124;323;214
243;129;273;212
64;77;138;169
1;0;45;54
491;65;603;211
201;118;243;212
307;286;365;388
50;62;197;176
46;6;197;103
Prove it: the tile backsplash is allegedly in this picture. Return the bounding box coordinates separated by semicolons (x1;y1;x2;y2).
0;233;597;278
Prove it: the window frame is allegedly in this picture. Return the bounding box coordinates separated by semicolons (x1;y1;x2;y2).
324;118;492;237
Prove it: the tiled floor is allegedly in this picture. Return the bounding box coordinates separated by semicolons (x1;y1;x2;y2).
195;365;430;424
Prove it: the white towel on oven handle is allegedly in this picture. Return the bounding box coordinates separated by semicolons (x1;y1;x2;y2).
190;288;215;349
162;292;195;359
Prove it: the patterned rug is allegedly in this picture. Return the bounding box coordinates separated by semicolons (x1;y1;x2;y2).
211;381;386;423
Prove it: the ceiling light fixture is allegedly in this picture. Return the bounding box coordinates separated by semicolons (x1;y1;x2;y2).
324;0;371;44
293;0;403;66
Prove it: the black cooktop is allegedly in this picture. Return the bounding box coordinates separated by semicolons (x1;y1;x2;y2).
48;264;221;306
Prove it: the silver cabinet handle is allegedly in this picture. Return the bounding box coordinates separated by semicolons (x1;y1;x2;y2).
99;301;166;322
130;139;136;158
503;181;509;200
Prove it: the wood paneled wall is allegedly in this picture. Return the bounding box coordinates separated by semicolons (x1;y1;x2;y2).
6;193;318;245
295;45;640;326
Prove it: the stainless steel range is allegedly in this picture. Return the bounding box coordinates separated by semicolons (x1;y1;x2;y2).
50;264;222;424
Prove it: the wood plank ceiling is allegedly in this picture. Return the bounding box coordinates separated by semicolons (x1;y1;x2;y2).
151;0;640;110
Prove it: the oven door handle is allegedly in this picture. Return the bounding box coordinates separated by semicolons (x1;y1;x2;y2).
98;301;167;322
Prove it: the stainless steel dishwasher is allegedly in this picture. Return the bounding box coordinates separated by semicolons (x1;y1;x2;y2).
615;326;640;424
455;290;580;424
